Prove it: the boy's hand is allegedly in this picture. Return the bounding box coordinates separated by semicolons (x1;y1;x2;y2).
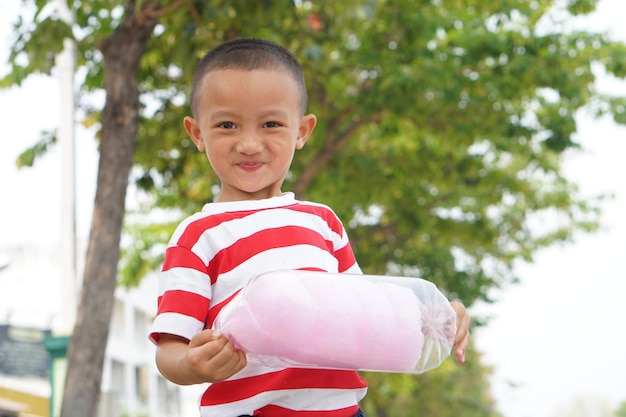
449;301;471;363
187;329;247;382
156;330;247;385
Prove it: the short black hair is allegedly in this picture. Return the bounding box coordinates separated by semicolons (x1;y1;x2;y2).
190;38;308;117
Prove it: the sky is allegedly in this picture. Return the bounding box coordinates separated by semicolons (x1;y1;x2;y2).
0;1;625;417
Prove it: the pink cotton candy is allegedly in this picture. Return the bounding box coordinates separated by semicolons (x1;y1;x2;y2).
215;270;455;373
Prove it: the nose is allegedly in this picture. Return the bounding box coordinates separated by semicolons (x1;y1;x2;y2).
235;131;263;155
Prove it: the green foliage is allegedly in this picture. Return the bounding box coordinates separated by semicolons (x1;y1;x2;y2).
15;129;56;167
0;12;72;86
566;0;600;15
361;346;501;417
5;0;623;311
118;215;178;287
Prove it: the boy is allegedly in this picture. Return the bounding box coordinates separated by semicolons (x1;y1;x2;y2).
149;38;470;417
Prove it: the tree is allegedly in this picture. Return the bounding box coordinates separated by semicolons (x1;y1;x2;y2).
128;0;626;304
3;1;164;416
3;0;625;416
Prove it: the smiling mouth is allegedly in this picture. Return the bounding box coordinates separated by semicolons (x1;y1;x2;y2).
238;162;263;172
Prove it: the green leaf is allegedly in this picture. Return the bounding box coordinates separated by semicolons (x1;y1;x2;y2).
15;129;57;168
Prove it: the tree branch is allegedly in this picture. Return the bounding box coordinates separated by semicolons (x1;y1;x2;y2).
143;0;188;19
293;109;380;198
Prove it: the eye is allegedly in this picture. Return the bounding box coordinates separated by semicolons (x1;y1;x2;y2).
263;121;283;128
217;121;236;129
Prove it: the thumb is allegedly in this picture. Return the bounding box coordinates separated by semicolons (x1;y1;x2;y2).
190;329;223;347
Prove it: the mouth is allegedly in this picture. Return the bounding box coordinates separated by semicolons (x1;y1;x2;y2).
237;162;264;172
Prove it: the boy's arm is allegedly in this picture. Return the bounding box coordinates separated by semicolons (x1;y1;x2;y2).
450;301;471;363
156;330;247;385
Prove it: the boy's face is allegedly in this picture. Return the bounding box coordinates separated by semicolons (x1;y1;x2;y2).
184;69;316;202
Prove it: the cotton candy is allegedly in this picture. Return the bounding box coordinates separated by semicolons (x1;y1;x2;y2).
214;270;456;374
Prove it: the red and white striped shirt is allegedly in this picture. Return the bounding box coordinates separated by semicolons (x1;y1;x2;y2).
150;193;368;417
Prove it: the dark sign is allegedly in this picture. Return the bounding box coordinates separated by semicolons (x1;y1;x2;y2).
0;324;51;379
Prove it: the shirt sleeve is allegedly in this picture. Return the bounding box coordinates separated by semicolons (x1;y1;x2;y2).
149;244;212;344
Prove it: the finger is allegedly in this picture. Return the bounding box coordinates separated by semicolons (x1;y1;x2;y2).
204;340;247;380
454;332;470;363
448;301;470;363
187;331;230;370
220;347;247;376
455;347;465;363
188;330;213;348
454;315;470;346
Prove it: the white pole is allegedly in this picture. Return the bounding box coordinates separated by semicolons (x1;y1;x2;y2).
56;0;77;334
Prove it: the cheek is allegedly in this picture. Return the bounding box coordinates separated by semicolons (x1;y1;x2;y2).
278;141;298;161
205;140;226;156
205;143;227;166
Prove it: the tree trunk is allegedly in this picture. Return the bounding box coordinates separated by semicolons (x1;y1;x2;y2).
60;3;158;417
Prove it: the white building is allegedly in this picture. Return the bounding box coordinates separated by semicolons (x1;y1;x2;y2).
0;242;201;417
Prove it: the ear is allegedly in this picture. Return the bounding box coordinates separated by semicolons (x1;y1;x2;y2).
183;116;205;151
295;114;317;150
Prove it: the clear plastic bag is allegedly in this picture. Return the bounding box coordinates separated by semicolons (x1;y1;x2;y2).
214;270;456;374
